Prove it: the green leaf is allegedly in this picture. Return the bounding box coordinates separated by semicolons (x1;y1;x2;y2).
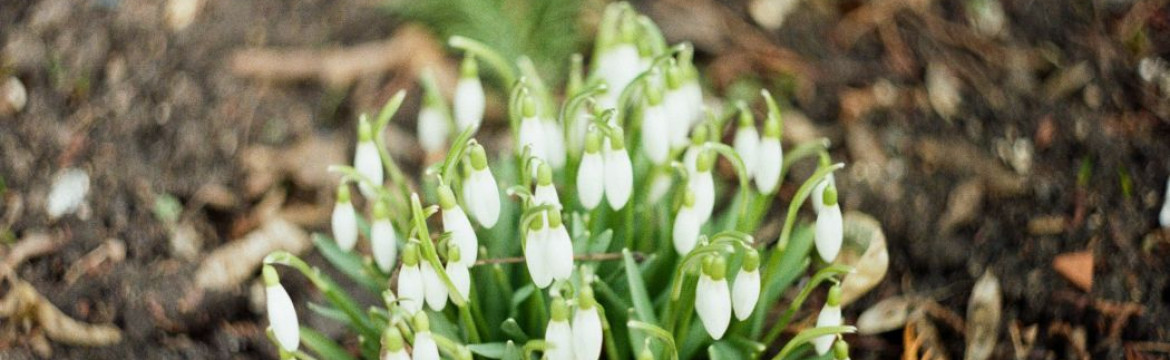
623;248;658;324
299;326;357;360
510;284;536;309
502;341;523;360
589;229;615;255
468;342;508;359
708;341;747;360
312;234;384;293
773;325;857;360
306;302;350;325
500;318;530;343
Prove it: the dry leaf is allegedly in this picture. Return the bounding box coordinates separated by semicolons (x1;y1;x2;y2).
1052;251;1093;292
194;217;309;291
965;271;1002;360
839;211;889;306
858;296;915;335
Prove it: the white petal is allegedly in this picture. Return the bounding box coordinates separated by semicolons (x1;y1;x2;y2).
672;206;700;255
682;146;700;176
570;110;591;155
355;141;384;198
682;82;704;126
455;78;485;133
815;204;844;263
443;206;478;266
1161;177;1170;228
577;153;605;209
412;331;440;360
547;226;575;282
691;172;715;224
397;265;424;315
571;307;603;360
665;90;692;149
544;121;567;169
754;138;782;194
534;184;561;208
731;269;761;320
421;261;448;311
811;174;835;214
604;148;632;210
266;284;300;352
381;349;410;360
371;220;398;272
446;262;471;301
418;107;450;153
471;169;501;228
545;320;574;360
596;45;640;109
525;230;553;288
734;127;760;179
519;117;547;161
647;172;673;205
695;275;731;339
641;105;670;164
332;201;358;252
813;304;843;355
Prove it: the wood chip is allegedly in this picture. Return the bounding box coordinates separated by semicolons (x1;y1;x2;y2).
965;271;1002;360
194;216;309;291
1052;251;1093;292
938;179;985;235
1;232;60;270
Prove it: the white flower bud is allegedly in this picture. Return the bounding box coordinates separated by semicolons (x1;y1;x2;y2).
546;212;574;282
455;57;485;133
665;88;693;149
380;328;409;360
695;257;731;340
673;191;700;255
533;162;561;208
467;144;501;228
398;244;425;315
731;252;761;320
412;330;440;360
815;186;843;263
370;203;398;272
572;288;603;360
544;120;567;170
647;172;674;205
734;112;760;179
813;290;843;356
812;174;835;214
524;220;553;288
332;186;358;252
440;185;478;266
577;131;606;210
263;266;299;353
604;137;633;210
354;140;384;198
418;106;450;154
445;260;471;301
421;260;448;311
519;116;547;160
641;101;670;165
691;167;715;225
596;44;640;109
754;137;782;194
1161;176;1170;228
546;298;574;360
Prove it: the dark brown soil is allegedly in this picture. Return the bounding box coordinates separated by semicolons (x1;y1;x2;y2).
2;0;1169;359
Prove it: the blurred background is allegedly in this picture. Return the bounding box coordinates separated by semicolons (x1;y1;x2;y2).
2;0;1169;358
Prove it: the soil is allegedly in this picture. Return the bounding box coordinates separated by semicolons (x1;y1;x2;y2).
2;0;1169;359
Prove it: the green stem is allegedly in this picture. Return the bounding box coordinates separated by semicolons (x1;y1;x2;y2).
773;163;845;251
629;320;679;360
449;36;517;86
410;194;467;305
771;325;856;360
761;264;854;345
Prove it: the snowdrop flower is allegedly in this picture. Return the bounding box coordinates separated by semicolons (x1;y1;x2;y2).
813;285;844;356
1160;176;1170;228
380;328;409;360
664;64;693;149
454;55;485;133
466;143;501;228
421;259;448;311
572;286;603;360
524;217;553;288
682;125;709;175
445;247;471;301
354;116;384;198
733;105;760;180
672;189;701;255
691;149;716;224
545;297;574;360
397;243;425;315
545;210;574;282
412;312;440;360
263;265;299;353
678;54;705;129
695;256;732;339
331;185;358;252
815;185;843;263
754;108;783;194
544;119;567;170
370;201;399;272
604;129;633;210
518;96;548;162
731;250;761;320
418;87;450;154
833;338;851;360
533;163;561;208
647;172;674;205
640;80;670;165
577;130;606;210
812;173;836;214
440;184;478;266
595;15;641;109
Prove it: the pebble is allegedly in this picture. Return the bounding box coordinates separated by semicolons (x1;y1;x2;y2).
46;168;90;219
1;77;27;116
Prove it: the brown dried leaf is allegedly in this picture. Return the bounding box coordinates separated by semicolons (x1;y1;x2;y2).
194;216;309;291
858;296;915;335
938;179;985;235
839;211;889;306
1053;251;1093;292
965;271;1002;360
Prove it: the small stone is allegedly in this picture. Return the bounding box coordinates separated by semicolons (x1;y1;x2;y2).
1;76;27;116
46;168;90;219
166;0;201;31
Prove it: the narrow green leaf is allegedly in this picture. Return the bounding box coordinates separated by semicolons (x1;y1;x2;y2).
500;318;530;343
623;248;658;324
299;326;357;360
306;302;350;325
468;342;508;358
312;234;384;293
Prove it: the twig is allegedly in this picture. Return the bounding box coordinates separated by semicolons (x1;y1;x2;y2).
1;232;60;270
474;252;645;266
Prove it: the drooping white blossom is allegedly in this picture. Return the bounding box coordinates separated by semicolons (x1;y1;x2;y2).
418;100;450;154
544;120;567;170
604;131;633;210
533;162;561;208
572;287;604;360
420;260;448;311
331;185;358;252
695;256;732;340
518;96;548;162
440;185;478;266
370;201;399;272
545;211;574;282
691;150;716;224
263;265;299;353
577;130;606;210
412;313;440;360
673;189;701;255
380;328;409;360
454;56;485;133
397;243;425;315
812;173;836;214
466;143;501;228
815;185;843;263
733;107;760;180
731;250;761;320
545;297;574;360
524;218;552;288
755;90;784;194
445;249;471;301
640;82;670;165
813;286;844;356
354;116;384;198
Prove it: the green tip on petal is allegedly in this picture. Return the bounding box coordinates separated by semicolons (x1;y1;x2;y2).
696;149;716;173
666;62;683;89
460;55;478;79
413;311;431;332
833;339;850;360
522;95;537;118
383;327;405;352
448;245;462;263
609;128;626;150
691;125;709;145
438;185;457;210
645;78;663;105
737;101;755;128
578;285;597;309
550;297;570;321
619;12;638;43
702;255;727;280
403;242;419;266
358;115;374;142
823;185;838;207
743;249;760;271
682;188;696;208
537;162;553;186
469;143;488;170
585;129;603;154
262;265;280;287
827;284;843;307
761;89;783;138
373;200;390;219
336;184;351;203
637;345;654;360
528;216;545;231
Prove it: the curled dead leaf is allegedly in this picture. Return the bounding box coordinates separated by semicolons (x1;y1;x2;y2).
965;271;1002;360
839;211;890;306
858;295;915;335
194;216;309;291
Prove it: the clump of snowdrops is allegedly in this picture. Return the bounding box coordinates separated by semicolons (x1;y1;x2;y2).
262;3;858;359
